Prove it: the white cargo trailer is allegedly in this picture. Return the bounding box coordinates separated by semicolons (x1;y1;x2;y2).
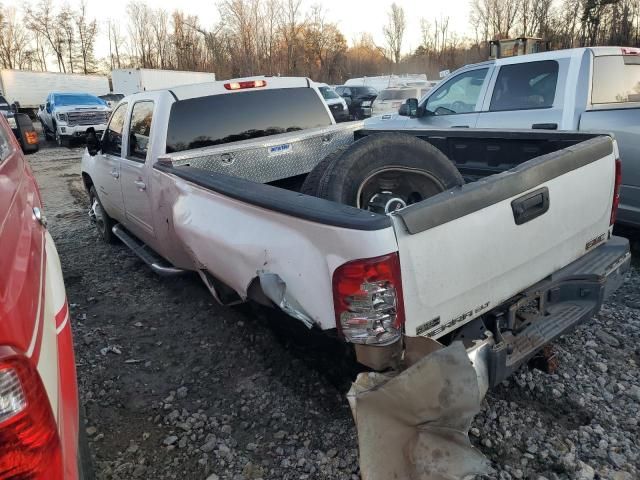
111;69;216;95
0;70;110;111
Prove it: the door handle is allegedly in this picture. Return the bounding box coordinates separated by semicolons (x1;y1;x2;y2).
511;187;550;225
532;123;558;130
110;169;119;179
452;125;470;128
134;180;146;191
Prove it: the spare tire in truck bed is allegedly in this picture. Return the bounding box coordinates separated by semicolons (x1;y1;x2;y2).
301;132;464;213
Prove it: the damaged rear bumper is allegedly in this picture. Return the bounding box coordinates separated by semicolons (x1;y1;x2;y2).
486;235;630;386
355;236;630;385
349;237;630;480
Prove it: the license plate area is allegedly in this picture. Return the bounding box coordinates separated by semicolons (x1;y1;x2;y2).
506;290;547;334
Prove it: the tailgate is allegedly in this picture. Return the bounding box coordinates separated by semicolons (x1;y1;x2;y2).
393;136;617;338
165;122;363;184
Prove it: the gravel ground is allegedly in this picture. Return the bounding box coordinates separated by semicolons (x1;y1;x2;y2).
29;144;639;480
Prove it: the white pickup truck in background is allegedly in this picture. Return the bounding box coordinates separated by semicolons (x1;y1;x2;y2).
371;46;640;228
81;76;630;388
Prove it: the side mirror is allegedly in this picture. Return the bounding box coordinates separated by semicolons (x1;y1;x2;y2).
11;102;19;114
46;102;51;114
39;104;45;111
86;128;101;156
399;98;419;117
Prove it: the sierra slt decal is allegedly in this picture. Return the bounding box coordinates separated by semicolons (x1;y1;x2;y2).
421;301;491;337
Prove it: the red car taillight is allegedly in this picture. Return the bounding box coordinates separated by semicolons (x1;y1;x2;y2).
332;253;405;345
0;354;63;480
611;158;622;225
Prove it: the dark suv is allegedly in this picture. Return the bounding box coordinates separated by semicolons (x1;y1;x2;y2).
335;86;378;119
0;95;39;153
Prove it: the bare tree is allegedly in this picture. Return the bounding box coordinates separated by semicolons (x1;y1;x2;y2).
26;0;67;72
281;0;303;74
108;19;124;69
127;1;154;68
74;0;98;73
0;7;32;69
151;9;171;69
383;2;406;64
58;5;75;73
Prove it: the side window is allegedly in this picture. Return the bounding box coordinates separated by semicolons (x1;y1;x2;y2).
490;60;559;111
343;87;352;96
127;101;154;162
102;102;128;157
426;68;489;115
0;123;14;162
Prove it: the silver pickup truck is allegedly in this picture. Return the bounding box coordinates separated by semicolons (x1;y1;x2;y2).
370;46;640;227
81;76;630;390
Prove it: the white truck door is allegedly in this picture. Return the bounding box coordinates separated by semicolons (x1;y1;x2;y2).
476;58;566;130
410;67;492;129
391;136;616;340
92;102;127;217
119;100;156;238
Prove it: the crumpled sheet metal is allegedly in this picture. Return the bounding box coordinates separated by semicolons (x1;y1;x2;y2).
348;342;491;480
258;272;316;328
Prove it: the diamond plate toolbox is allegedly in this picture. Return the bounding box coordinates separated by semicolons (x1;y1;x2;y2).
164;122;364;184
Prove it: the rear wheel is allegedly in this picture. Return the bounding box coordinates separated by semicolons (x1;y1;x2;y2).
302;133;464;211
89;186;116;243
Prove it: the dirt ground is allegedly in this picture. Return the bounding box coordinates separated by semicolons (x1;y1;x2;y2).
29;142;639;480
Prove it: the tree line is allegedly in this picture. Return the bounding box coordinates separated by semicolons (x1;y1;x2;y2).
1;0;640;83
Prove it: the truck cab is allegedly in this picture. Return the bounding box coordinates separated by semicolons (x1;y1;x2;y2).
38;92;111;147
368;46;640;227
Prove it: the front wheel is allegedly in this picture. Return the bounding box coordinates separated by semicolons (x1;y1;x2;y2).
89;186;116;243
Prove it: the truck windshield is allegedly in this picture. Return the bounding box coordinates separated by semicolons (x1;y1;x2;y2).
592;55;640;104
166;87;332;153
53;94;106;107
318;86;339;100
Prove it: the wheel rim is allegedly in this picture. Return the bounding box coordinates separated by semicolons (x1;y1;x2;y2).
356;166;446;213
90;196;106;233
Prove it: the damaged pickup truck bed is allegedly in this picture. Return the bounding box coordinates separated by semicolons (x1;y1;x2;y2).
80;77;630;393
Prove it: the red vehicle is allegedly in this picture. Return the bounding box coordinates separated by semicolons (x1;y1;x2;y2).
0;115;90;478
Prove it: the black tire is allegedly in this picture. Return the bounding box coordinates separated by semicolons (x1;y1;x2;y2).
307;132;464;210
77;407;95;480
89;186;116;243
300;145;351;196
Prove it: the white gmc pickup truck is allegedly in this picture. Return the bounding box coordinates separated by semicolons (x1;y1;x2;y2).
81;76;630;387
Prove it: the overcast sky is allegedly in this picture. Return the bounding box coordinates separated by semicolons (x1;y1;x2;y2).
9;0;472;59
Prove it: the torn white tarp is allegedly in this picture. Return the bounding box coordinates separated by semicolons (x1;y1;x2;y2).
348;341;491;480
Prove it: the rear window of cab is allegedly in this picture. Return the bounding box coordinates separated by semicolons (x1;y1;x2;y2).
592;55;640;104
166;87;332;153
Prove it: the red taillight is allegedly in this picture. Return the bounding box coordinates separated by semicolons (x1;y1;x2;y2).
621;47;640;56
25;131;39;145
0;354;62;480
611;158;622;225
223;80;267;90
332;253;405;345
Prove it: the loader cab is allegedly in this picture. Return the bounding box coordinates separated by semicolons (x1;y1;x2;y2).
489;38;550;60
